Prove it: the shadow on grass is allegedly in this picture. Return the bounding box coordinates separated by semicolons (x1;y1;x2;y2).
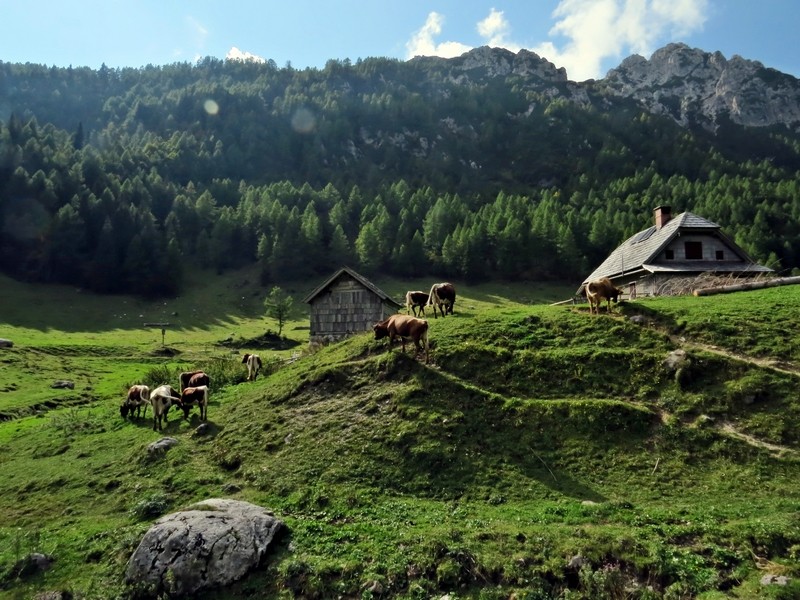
373;355;609;503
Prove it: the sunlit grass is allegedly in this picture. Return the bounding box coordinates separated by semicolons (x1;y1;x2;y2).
1;271;799;598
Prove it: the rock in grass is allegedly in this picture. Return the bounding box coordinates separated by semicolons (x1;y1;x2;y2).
125;498;284;597
146;437;179;455
761;574;792;586
0;338;13;348
6;553;54;580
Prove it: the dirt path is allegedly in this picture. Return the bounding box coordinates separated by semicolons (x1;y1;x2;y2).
719;421;797;458
661;330;799;456
668;333;800;378
427;329;800;458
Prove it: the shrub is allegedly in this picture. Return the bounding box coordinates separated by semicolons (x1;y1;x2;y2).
130;492;170;521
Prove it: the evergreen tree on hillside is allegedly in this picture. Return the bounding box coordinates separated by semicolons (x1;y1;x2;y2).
0;58;798;291
86;218;120;292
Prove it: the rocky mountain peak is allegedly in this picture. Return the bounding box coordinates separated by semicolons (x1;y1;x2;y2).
411;46;568;83
601;42;800;130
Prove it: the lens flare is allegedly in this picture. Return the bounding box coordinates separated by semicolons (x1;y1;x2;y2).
291;107;316;134
204;99;219;115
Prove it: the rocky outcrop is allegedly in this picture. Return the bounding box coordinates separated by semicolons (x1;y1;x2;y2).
413;44;800;131
411;46;568;83
453;46;568;82
125;498;285;598
601;43;800;129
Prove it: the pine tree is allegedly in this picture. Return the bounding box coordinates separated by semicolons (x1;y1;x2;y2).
264;286;294;336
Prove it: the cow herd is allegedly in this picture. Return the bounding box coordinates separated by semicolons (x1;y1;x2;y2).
123;277;623;429
120;354;262;431
375;281;457;364
380;277;625;363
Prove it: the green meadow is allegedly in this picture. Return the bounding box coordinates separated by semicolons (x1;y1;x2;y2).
1;269;799;599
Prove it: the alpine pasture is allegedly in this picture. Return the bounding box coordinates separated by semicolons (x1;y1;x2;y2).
1;269;799;599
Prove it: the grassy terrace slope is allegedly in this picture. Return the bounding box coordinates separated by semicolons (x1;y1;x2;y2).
0;272;799;599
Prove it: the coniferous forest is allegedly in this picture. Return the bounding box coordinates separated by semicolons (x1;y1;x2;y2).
1;53;799;297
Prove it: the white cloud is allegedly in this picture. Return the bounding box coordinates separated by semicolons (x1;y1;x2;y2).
406;1;708;81
407;9;523;59
405;12;472;59
226;46;266;63
477;8;518;50
534;0;709;81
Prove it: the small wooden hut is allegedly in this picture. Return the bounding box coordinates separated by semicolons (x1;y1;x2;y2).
303;267;402;343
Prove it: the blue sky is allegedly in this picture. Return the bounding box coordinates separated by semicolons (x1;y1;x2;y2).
1;1;798;81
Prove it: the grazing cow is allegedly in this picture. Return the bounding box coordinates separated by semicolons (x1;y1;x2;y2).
149;384;182;431
426;282;456;318
120;384;150;419
373;314;429;363
179;370;210;392
180;385;209;421
242;353;263;381
585;277;624;315
405;291;430;317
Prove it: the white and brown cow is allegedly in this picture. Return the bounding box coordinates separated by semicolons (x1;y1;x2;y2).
426;282;456;318
405;291;430;317
242;353;263;381
373;314;429;363
179;370;210;392
585;277;624;315
149;384;182;431
180;385;209;421
120;384;150;419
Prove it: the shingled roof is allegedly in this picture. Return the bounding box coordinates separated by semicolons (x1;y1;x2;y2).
303;266;402;307
580;211;771;292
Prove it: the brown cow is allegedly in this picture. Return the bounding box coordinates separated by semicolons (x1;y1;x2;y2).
149;384;181;431
179;370;210;392
405;291;430;317
373;314;429;363
120;384;150;419
426;283;456;318
586;277;624;315
180;385;209;421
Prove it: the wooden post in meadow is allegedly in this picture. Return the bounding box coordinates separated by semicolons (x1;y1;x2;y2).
144;322;172;346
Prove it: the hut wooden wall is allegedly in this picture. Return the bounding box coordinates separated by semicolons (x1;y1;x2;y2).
309;276;396;342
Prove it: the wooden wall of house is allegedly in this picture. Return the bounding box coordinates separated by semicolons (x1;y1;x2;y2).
660;234;743;263
309;276;397;342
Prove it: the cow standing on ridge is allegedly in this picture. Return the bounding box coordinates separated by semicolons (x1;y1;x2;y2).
373;314;429;363
426;283;456;318
404;291;430;317
585;277;624;314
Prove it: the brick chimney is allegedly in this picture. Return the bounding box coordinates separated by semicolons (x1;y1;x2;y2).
654;205;672;229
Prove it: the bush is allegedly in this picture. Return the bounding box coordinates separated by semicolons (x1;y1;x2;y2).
130;492;170;521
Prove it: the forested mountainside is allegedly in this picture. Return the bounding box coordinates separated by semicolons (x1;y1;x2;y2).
1;43;799;296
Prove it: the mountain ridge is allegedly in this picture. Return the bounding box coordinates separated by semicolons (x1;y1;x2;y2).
413;42;800;131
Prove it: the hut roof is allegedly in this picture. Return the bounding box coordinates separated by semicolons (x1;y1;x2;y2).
303;266;403;307
578;211;771;294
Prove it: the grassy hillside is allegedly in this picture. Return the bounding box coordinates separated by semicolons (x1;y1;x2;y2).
1;271;799;599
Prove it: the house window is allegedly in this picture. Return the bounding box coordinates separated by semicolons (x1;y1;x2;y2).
716;250;724;260
685;241;703;260
665;249;674;260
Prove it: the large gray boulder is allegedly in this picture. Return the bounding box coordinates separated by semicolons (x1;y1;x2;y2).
125;498;284;597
